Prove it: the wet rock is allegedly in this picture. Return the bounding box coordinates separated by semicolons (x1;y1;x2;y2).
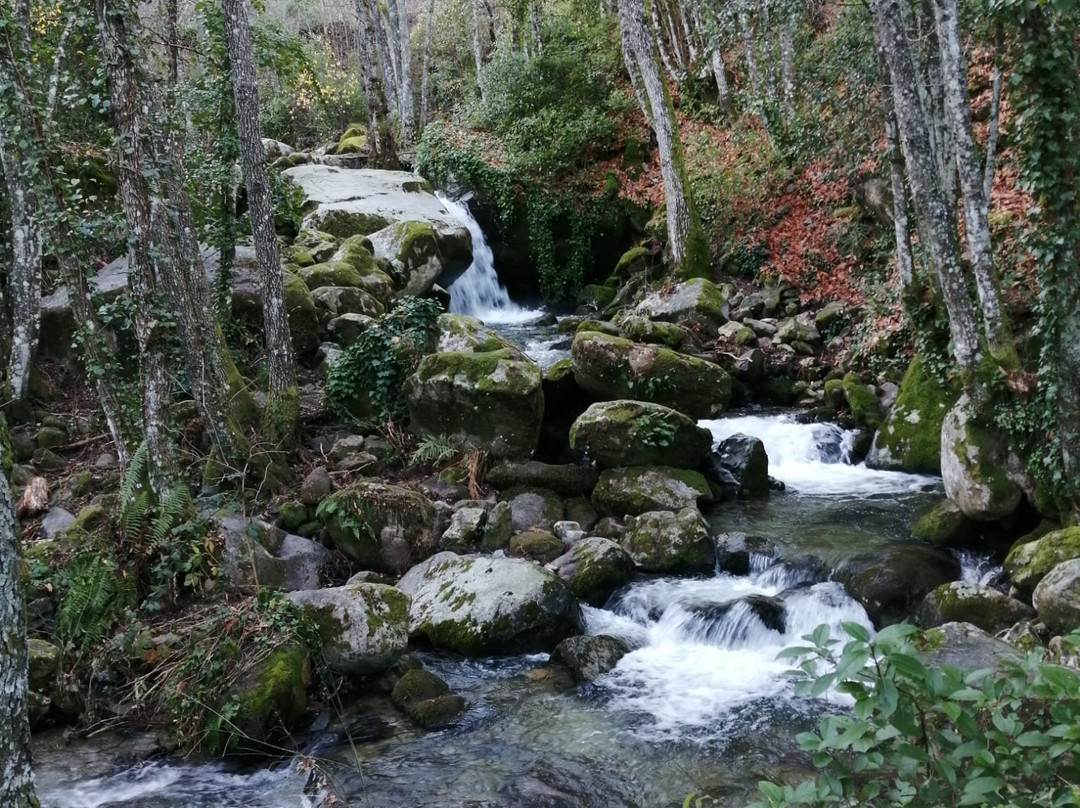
714;532;778;575
486;460;598;497
592;466;712;516
687;594;787;635
507;488;564;532
634;278;729;334
867;356;957;474
708;434;769;497
569;400;713;469
1004;527;1080;593
551;635;629;682
215;645;308;752
508;530;566;564
835;544;960;626
434;313;525;357
391;668;466;730
300;466;333;505
440;507;487;552
909;498;979;546
33;448;65;472
621;507;715;574
1032;558;1080;636
219;515;328;591
547;536;636;605
286;583;409;676
318;482;436;575
570;332;732;419
841;372;883;430
914;582;1035;634
941;394;1023;521
920;622;1022;670
481;500;513;551
398;552;582;654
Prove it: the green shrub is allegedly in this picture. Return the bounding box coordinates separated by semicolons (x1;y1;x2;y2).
748;623;1080;808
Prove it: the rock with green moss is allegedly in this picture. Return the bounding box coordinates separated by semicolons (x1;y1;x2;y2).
508;530;565;564
292;229;340;263
298;260;367;291
397;552;582;655
486;460;598;497
27;638;61;693
391;668;466;729
278;501;309;533
36;425;67;450
1004;527;1080;593
481;501;513;550
618;315;691;350
217;645;308;752
282;271;320;362
592;466;712;517
330;235;379;273
579;284;617;311
336;133;368;155
620;507;715;573
218;514;328;592
612;245;653;280
546;537;635;605
842;372;883;430
365;220;469;298
918;622;1023;670
318;481;437;575
576;319;621;337
570;332;731;419
435;314;525;357
551;635;629;682
706;434;770;498
633;278;729;335
312;286;384;327
835;544;960;627
913;582;1035;634
569;400;712;469
285;583;410;676
867;357;958;473
1032;558;1080;636
910;498;977;546
941;394;1023;521
405;350;544;459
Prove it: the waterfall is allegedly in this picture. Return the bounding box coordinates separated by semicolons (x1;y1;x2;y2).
437;194;540;325
698;413;940;497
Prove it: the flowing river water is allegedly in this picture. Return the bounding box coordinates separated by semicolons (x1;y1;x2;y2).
35;199;989;808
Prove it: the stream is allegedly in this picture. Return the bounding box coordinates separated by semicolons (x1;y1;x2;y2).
35;198;985;808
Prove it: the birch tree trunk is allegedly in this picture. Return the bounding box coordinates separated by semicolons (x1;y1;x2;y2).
710;46;731;116
618;0;709;277
876;44;915;300
870;0;981;373
222;0;298;445
368;0;400;124
931;0;1011;362
95;0;178;496
390;0;414;144
472;0;486;100
920;0;956;214
355;0;385;159
0;460;37;808
983;26;1002;206
649;0;679;81
420;0;436;128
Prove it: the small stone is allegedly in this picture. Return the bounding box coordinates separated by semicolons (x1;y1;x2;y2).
32;448;65;472
551;635;629;682
508;530;566;564
301;466;333;505
554;521;586;544
40;507;75;539
328;434;365;462
93;453;118;470
35;426;68;450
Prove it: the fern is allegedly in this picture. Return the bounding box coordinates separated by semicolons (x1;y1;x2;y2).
121;441;149;505
409;433;459;468
151;482;194;546
57;553;134;652
119;441;193;544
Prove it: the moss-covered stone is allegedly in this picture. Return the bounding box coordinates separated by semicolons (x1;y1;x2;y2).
481;501;513;551
336;135;368;154
569;400;712;469
35;425;67;450
913;581;1035;634
613;245;651;279
866;356;958;473
575;319;620;336
278;501;309;532
391;668;449;708
910;498;977;546
316;209;393;240
282;271;320;362
592;466;713;516
508;530;565;564
579;284;616;310
217;645;308;753
435;314;524;356
299;260;366;291
292;229;340;263
621;507;715;573
1005;527;1080;592
618;315;689;350
570;332;731;419
547;536;635;605
633;278;729;333
842;372;883;430
941;394;1023;521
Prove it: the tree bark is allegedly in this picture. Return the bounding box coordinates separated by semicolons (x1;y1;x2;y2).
420;0;436;127
530;0;543;55
649;0;679;81
355;0;385;159
779;11;796;123
876;42;915;299
619;0;708;277
983;25;1002;206
222;0;298;445
95;0;178;496
871;0;981;373
472;0;486;100
0;458;37;808
931;0;1011;362
739;1;762;104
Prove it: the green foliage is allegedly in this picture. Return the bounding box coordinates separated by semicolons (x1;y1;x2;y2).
325;296;443;425
749;623;1080;808
56;552;135;654
632;409;678;448
409;433;460;468
315;492;375;545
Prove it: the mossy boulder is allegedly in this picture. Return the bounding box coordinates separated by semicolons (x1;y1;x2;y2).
569;400;713;469
291;229;340;263
941;394;1022;521
842;373;883;430
217;645;308;753
1004;527;1080;593
285;583;410;676
612;245;652;279
910;498;978;546
592;466;713;516
405;350;544;459
620;507;715;573
311;285;385;326
913;581;1035;634
867;357;958;473
365;220;466;298
579;284;617;311
299;260;367;291
576;319;620;336
551;635;629;682
486;460;598;497
506;487;565;532
283;271;320;362
835;544;960;627
397;552;582;655
546;536;636;605
318;481;437;575
391;669;466;730
633;278;728;335
481;501;513;550
618;315;691;350
1032;558;1080;636
434;314;525;357
508;530;565;564
570;332;731;419
710;434;769;497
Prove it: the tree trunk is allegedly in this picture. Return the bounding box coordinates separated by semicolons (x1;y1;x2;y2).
390;0;414;144
710;46;731;117
222;0;298;445
618;0;709;277
920;0;956;214
983;25;1002;206
530;0;543;55
165;0;179;85
368;0;400;124
649;0;679;82
471;0;486;100
0;460;37;808
871;0;981;373
95;0;178;496
739;1;762;104
355;0;385;158
876;44;915;301
420;0;436;127
779;11;796;123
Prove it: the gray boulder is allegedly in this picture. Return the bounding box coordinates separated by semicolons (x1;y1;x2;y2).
285;583;410;675
835;543;960;627
708;434;769;497
569;400;713;469
913;582;1035;634
398;552;582;654
592;466;712;516
486;460;598;498
633;278;729;333
1033;558;1080;636
507;488;564;532
620;507;715;573
551;635;629;682
219;515;328;592
547;536;636;605
941;394;1023;521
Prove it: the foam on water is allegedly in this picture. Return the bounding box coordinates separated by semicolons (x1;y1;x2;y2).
438;194;543;325
585;562;872;741
699;413;940;497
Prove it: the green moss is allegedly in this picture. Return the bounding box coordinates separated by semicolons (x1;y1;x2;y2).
842;372;883;429
336;136;368;154
278;501;309;532
910;499;973;546
871;356;957;473
282;272;320;360
285;248;315;267
417;349;539;395
678;222;713;280
619;316;686;349
221;645;309;753
299;260;365;290
508;530;564;563
579;284;616;310
575;319;619;336
317;210;393;240
592;465;712;516
391;668;449;708
1004;527;1080;591
614;245;650;278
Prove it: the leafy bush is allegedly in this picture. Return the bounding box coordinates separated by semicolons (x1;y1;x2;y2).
749;622;1080;808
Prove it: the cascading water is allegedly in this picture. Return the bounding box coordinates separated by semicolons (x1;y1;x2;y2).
699;413;940;497
437;194;540;325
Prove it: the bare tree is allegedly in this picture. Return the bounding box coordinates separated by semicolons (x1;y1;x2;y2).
392;0;415;144
222;0;298;445
472;0;487;100
420;0;436;126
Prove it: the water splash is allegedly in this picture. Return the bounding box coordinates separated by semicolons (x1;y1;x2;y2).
699;413;940;497
437;194;541;325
